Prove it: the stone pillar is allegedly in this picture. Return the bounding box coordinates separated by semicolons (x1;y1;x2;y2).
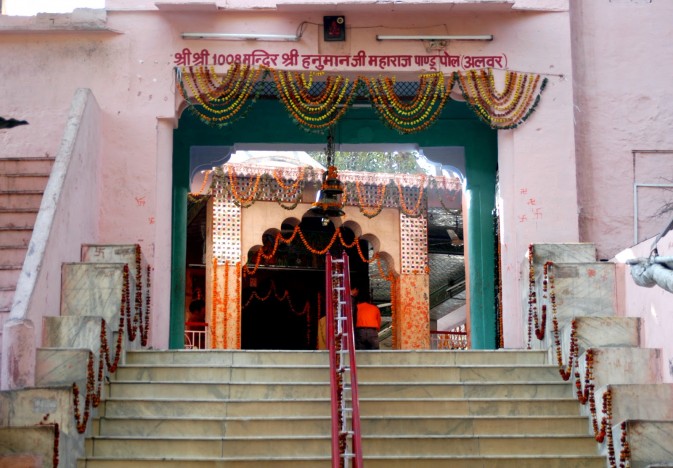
0;319;36;390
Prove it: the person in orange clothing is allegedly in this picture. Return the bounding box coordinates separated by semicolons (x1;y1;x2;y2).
355;291;381;350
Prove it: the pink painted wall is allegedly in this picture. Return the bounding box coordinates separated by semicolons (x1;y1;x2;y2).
571;0;673;260
615;231;673;384
1;2;581;350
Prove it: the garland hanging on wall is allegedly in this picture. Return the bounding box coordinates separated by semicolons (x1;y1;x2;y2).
212;165;459;220
177;64;264;127
457;68;547;129
362;73;453;134
177;65;547;133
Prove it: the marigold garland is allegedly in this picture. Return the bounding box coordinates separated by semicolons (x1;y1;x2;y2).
355;181;387;218
235;261;242;348
396;176;426;218
177;64;547;133
227;166;262;208
267;66;360;131
177;65;264;127
211;256;220;347
243;225;392;276
363;73;454;134
217;167;440;219
190;169;212;196
457;68;548;129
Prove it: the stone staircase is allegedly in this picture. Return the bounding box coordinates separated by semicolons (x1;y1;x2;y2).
530;243;673;467
77;349;604;467
0;157;54;340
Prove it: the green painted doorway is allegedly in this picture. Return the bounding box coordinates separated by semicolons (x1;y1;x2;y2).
171;99;497;349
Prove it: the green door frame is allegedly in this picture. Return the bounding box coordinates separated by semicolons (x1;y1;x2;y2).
170;101;497;349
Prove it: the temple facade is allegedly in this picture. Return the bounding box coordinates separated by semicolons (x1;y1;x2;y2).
0;0;672;387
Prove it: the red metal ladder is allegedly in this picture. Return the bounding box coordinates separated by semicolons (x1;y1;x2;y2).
325;252;364;468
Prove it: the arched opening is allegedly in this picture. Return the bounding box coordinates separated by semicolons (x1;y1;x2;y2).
172;97;497;350
238;213;391;350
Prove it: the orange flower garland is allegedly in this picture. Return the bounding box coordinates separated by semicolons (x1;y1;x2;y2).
268;66;360;130
177;64;546;133
227;166;262;208
244;225;394;275
395;176;426;217
363;73;453;134
211;257;219;347
178;65;263;126
190;170;212;196
457;68;547;129
355;181;387;218
222;260;230;348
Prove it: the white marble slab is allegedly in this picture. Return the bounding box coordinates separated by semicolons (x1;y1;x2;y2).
531;243;597;265
60;263;130;323
42;316;106;351
559;316;641;362
528;262;618;351
35;348;91;389
614;419;673;468
581;348;663;391
597;384;673;422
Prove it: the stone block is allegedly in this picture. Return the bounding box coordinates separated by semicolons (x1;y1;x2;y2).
531;243;597;265
35;348;90;389
558;316;641;363
60;263;128;324
614;419;673;468
0;425;57;468
42;316;106;352
582;348;663;390
527;262;618;351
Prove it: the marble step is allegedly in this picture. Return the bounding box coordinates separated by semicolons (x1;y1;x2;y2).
96;414;592;438
108;380;573;400
102;397;583;419
84;434;599;459
594;384;673;423
112;364;563;383
529;261;618;351
77;455;606;468
125;349;549;367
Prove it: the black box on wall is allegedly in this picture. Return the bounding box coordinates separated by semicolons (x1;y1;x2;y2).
324;16;346;42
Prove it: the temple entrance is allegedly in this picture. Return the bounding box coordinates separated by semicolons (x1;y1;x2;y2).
173;98;498;350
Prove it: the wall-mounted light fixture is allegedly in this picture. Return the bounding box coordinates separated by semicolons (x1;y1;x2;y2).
376;34;493;41
182;32;301;41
